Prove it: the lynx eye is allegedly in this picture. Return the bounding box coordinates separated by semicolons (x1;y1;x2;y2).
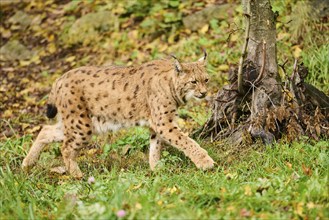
205;78;209;83
191;80;197;84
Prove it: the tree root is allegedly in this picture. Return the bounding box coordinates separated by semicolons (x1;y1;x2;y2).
198;60;329;144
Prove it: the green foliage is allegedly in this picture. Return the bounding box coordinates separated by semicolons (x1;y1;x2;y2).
272;0;328;93
1;137;328;219
302;44;329;93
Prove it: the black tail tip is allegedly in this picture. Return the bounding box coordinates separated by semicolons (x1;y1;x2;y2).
46;104;57;118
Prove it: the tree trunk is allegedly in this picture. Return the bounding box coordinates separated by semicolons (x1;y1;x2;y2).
244;0;281;143
198;0;329;143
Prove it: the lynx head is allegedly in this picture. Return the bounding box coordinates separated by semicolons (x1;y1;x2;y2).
172;51;209;104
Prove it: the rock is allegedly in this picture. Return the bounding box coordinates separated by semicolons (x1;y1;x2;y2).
8;10;32;29
183;4;231;31
66;11;115;45
0;40;34;61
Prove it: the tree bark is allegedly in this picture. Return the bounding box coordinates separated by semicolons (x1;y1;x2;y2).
244;0;281;143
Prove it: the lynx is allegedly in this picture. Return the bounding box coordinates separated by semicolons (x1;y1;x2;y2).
22;52;215;177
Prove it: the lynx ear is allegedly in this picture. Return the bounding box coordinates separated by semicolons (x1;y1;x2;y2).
171;54;182;73
198;48;207;64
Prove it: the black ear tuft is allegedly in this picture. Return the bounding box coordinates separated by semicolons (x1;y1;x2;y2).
203;48;207;60
171;54;182;73
46;104;58;118
198;48;207;63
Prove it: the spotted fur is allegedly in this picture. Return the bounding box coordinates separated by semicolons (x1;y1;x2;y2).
22;55;214;177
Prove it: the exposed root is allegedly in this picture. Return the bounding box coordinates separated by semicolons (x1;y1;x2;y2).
198;60;329;144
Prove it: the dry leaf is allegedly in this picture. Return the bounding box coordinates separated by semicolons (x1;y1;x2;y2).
244;185;252;196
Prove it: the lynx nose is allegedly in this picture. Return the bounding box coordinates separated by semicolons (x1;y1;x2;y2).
200;91;207;98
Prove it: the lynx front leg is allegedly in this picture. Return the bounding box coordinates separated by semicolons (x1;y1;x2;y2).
149;130;163;170
150;116;214;170
22;122;64;170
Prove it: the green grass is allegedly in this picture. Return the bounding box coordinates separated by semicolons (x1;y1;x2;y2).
302;44;329;94
1;132;328;219
1;1;328;219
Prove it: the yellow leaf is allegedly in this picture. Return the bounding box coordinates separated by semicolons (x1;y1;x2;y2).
306;202;315;209
132;183;142;190
227;205;236;212
286;161;292;169
159;44;168;52
112;5;125;14
230;33;239;42
295;202;304;216
244;185;252;196
292;45;302;58
47;34;55;42
225;172;237;180
170;186;177;194
65;56;76;62
157;200;163;206
31;55;41;64
220;187;226;194
199;24;209;34
168;34;176;44
22;123;29;129
47;43;57;54
277;32;290;41
3;110;13;118
218;64;229;71
0;27;11;38
128;30;138;40
135;203;142;210
19;60;32;67
87;149;97;155
259;213;268;219
59;175;70;180
27;125;41;133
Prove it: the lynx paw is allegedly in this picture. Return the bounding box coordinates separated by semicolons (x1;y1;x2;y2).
68;167;84;179
22;157;36;171
193;153;215;170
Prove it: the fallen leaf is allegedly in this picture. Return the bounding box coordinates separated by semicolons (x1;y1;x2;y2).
65;56;76;62
244;185;252;196
227;205;236;212
218;64;229;71
47;43;57;54
292;45;302;58
0;27;11;38
306;202;315;209
302;164;312;176
294;202;304;217
135;203;142;210
132;183;142;190
240;208;251;217
199;24;209;34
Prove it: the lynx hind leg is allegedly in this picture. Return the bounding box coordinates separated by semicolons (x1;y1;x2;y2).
149;131;163;170
61;131;92;178
61;112;93;178
61;141;83;178
22;122;64;170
